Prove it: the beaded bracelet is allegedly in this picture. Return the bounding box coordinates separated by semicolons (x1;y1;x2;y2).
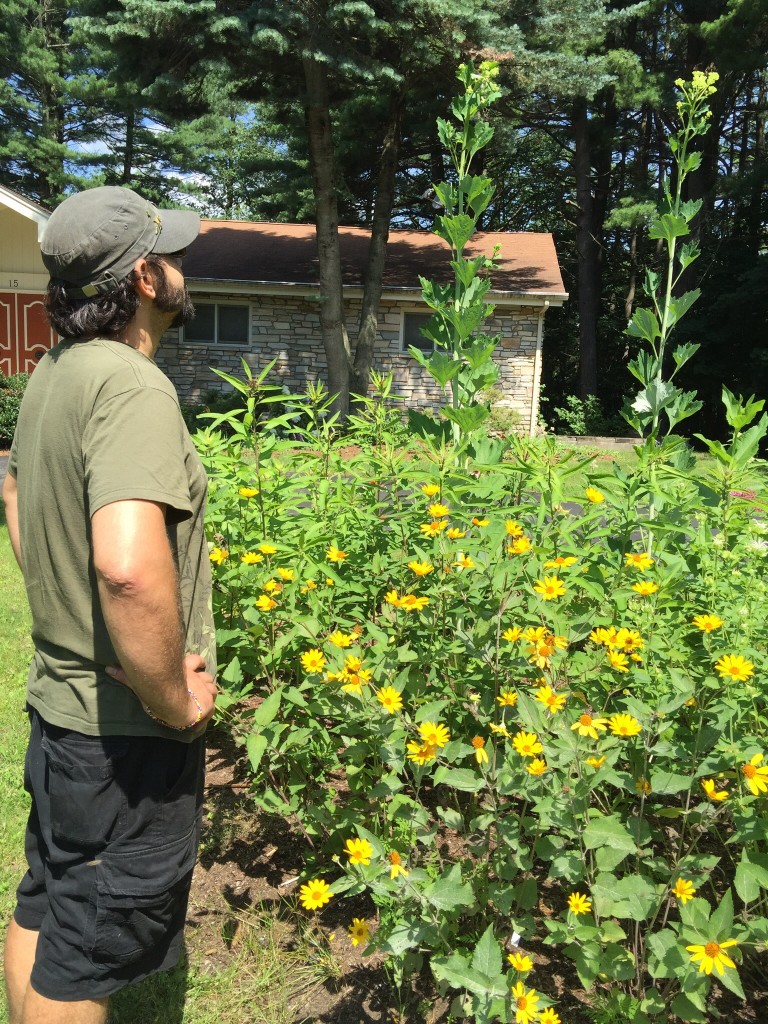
143;688;204;731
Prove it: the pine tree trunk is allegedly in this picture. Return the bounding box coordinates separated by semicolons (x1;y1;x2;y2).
302;53;352;418
573;98;599;398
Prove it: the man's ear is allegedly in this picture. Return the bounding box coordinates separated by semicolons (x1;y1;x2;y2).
132;257;158;300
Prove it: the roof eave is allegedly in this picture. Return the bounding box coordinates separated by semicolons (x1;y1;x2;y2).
0;184;51;241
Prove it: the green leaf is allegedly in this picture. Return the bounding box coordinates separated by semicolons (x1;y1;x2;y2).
423;864;474;911
649;769;692;795
221;655;243;685
433;766;484;793
251;686;283;727
671;993;707;1023
625;307;661;344
718;963;745;1000
434;213;476;253
583;815;637;853
708;887;734;938
735;850;768;903
246;732;268;773
442;404;489;435
647;929;688;979
471;925;502;979
666;289;700;328
432;953;498;998
648;213;690;244
380;920;427;955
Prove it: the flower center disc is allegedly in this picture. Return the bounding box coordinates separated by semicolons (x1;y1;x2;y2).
704;942;721;958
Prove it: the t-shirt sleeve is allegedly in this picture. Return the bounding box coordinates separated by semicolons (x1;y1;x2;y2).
83;387;193;521
7;430;18;478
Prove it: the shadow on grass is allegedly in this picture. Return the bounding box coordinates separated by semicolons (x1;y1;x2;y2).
108;950;188;1024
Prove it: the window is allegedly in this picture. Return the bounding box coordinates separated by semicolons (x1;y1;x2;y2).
401;311;434;354
183;301;250;346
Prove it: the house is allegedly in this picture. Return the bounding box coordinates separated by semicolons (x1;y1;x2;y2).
0;186;568;432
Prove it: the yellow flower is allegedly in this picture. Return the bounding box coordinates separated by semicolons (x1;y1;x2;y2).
692;613;723;633
609;713;642;737
255;595;277;612
505;520;524;536
263;579;283;594
701;778;729;801
544;555;577;569
209;547;228;565
326;544;348;563
624;552;654;571
421;484;440;497
238;486;259;498
585;755;606;769
533;684;566;714
277;567;295;581
511;982;540;1024
471;735;489;765
502;626;522;643
258;542;278;555
608;651;630;673
377;687;403;714
388;850;409;879
636;776;652;795
420;520;447;537
533;576;567;601
325;577;335;586
384;589;401;607
447;527;466;539
300;648;326;674
512;731;543;758
489;723;511;738
507;952;533;972
399;594;429;612
348;918;370;947
299;878;332;911
303;579;318;591
472;517;489;527
589;625;617;647
418;722;450;748
508;536;532;555
540;1011;562;1024
686;938;738;975
615;628;644;652
327;629;354;648
571;713;609;740
567;892;592;916
455;553;475;569
497;689;518;707
741;753;768;795
427;503;450;518
408;560;434;576
714;654;754;681
344;836;374;866
240;551;263;565
526;758;548;776
632;580;659;595
585;486;605;503
406;741;437;765
671;878;697;904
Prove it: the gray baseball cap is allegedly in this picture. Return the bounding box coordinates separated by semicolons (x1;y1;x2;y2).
41;185;201;297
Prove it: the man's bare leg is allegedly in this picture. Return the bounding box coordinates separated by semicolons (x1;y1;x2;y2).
4;919;38;1024
22;988;108;1024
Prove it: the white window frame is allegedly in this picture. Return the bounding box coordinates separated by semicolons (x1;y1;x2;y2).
400;308;435;356
181;298;252;348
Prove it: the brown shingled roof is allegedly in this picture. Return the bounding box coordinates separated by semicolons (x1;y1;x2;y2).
184;221;567;297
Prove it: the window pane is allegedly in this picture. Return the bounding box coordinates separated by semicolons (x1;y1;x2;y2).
185;303;216;343
218;305;249;345
403;312;434;353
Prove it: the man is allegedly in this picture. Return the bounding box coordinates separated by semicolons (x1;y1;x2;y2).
2;186;218;1024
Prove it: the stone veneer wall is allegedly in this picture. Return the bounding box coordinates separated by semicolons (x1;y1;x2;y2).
156;293;545;429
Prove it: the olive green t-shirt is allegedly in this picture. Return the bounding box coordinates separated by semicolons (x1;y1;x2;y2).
8;338;215;741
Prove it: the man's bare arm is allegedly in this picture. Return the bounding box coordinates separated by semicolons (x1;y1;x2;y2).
92;498;216;729
2;473;22;569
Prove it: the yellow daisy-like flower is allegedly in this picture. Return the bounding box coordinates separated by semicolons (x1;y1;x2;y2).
420;520;447;537
701;778;729;801
348;918;370;947
303;579;318;591
544;555;577;569
209;547;228;565
384;589;402;607
388;850;409;879
692;613;723;633
300;648;326;674
624;552;654;571
671;878;697;904
421;484;440;497
418;721;450;749
427;503;450;519
240;551;263;565
471;736;489;765
327;629;354;648
507;952;533;972
585;486;605;503
636;776;652;794
512;731;543;758
609;713;642;737
526;758;548;776
533;684;566;714
567;892;592;916
238;486;259;498
505;520;524;537
571;713;609;740
632;580;659;595
615;628;644;652
263;579;283;595
508;536;532;555
277;567;295;581
741;753;768;795
326;544;348;563
455;553;475;569
714;653;754;682
472;517;489;527
407;560;434;576
406;740;437;765
497;689;518;707
533;576;567;601
489;723;511;738
540;1010;562;1024
589;625;617;647
298;878;332;911
686;938;738;975
254;594;277;612
399;594;430;612
446;527;466;540
344;836;374;866
607;651;630;673
585;755;606;769
511;982;540;1024
376;687;403;714
502;626;522;643
258;542;278;555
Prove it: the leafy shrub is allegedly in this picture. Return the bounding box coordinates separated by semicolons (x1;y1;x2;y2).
0;373;29;447
551;394;627;437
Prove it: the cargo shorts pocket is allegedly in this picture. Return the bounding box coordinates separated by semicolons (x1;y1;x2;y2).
86;829;197;967
40;731;129;848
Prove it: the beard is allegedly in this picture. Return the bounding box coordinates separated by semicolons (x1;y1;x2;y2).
153;265;195;328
